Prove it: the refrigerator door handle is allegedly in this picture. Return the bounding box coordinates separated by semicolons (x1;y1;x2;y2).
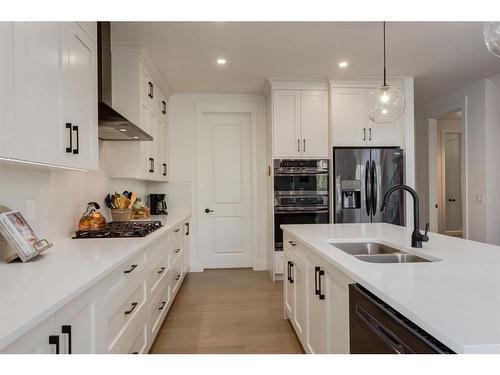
371;160;378;215
365;160;371;216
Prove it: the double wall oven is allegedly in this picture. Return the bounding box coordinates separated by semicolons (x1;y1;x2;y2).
274;159;329;251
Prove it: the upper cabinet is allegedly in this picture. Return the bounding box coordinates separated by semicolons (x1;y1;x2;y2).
331;87;402;147
272;87;329;159
104;44;169;182
0;22;98;171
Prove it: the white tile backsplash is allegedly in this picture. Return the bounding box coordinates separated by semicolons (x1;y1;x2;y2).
0;141;148;240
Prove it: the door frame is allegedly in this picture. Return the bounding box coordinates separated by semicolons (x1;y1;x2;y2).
195;101;259;271
439;130;463;236
426;95;468;238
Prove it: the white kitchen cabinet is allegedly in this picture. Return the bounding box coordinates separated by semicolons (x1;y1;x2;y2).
1;316;57;354
106;45;168;182
0;22;98;171
273;89;329;159
332;87;402;147
62;22;98;170
301;90;329;158
273;90;301;158
54;292;96;354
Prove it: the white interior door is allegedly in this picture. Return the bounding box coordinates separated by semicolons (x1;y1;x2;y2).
200;112;252;268
443;132;463;236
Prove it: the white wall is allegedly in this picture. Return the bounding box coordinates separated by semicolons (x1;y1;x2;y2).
168;93;267;272
0;141;148;242
417;73;500;244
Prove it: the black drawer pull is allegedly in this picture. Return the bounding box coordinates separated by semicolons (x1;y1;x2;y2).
175;274;181;281
185;223;190;235
318;268;325;300
174;229;180;233
49;335;60;354
124;264;138;274
314;266;320;295
287;261;291;282
124;302;138;315
65;123;72;153
158;301;167;311
174;248;181;253
131;352;139;354
289;241;296;247
72;125;79;155
162;163;167;176
162;100;166;114
61;325;72;354
158;267;166;274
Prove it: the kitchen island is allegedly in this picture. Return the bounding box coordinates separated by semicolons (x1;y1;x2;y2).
282;223;500;354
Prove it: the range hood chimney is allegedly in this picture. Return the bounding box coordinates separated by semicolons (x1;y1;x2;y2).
97;22;152;141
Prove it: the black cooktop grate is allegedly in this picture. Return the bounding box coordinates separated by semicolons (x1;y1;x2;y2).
73;221;162;239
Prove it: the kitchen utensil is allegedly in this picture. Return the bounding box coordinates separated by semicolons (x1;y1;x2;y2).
79;202;107;231
129;192;138;207
110;208;132;222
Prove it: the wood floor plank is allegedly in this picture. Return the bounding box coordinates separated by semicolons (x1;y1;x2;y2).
150;268;304;354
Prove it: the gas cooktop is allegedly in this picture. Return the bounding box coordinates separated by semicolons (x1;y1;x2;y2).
73;221;162;239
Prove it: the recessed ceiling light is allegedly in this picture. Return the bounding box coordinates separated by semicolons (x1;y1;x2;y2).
217;58;227;65
119;128;127;132
338;61;349;68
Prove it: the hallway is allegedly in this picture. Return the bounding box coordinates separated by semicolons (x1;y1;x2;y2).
150;269;304;354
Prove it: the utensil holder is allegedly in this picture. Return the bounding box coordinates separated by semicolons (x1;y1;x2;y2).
110;209;132;222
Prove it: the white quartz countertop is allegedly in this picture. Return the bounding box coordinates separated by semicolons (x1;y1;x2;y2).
0;212;191;350
281;223;500;354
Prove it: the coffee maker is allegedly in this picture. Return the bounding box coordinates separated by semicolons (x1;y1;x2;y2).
148;194;168;215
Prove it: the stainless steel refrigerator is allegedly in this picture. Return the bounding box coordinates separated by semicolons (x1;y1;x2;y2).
333;147;404;225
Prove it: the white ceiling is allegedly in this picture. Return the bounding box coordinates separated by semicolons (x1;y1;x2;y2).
111;22;500;103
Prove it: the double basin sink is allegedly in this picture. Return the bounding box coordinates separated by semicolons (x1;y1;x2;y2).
330;242;435;263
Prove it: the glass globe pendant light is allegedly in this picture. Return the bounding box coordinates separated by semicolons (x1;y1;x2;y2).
484;22;500;58
367;22;406;123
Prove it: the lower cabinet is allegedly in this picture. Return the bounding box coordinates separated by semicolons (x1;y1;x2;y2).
283;233;352;354
1;219;191;354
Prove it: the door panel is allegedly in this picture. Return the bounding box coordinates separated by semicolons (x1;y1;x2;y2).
332;88;367;147
293;258;306;339
301;90;329;158
201;113;252;268
273;90;301;158
63;23;97;170
334;148;371;223
370;148;404;225
26;22;65;165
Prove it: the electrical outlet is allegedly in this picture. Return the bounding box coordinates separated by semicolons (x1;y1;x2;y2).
26;200;36;220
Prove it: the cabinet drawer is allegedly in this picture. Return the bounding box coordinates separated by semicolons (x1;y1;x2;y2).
128;323;148;355
148;251;170;296
147;236;171;261
105;280;147;350
99;251;146;304
171;238;183;265
149;277;171;338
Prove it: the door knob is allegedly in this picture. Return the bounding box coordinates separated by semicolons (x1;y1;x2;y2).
205;208;214;213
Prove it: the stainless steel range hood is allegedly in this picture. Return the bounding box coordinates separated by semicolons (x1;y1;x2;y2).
97;22;152;141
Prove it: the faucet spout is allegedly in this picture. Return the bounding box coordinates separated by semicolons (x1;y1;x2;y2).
381;184;429;248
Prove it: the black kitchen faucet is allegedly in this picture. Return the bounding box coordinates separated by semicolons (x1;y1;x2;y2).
381;185;429;248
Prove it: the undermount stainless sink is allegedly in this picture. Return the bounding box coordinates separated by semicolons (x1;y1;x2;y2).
330;242;401;255
330;242;435;263
355;253;431;263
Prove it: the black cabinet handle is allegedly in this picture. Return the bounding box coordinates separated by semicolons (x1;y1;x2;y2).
162;163;167;176
318;268;325;300
297;139;300;152
124;264;138;274
131;352;139;354
162;100;166;114
288;241;296;247
363;127;366;141
61;325;72;354
149;158;154;173
174;228;180;233
174;248;181;253
124;302;138;315
287;261;291;283
185;223;190;235
158;267;166;274
303;139;306;152
368;127;372;141
159;301;166;311
289;261;294;283
72;125;79;155
65;123;72;153
314;266;320;295
175;274;181;281
148;82;153;98
49;335;60;354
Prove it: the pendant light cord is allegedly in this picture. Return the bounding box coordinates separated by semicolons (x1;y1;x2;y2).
383;21;387;87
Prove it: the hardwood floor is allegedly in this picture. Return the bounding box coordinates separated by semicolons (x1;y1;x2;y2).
150;268;304;354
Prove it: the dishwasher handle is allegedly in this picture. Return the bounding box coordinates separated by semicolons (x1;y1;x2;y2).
355;304;411;354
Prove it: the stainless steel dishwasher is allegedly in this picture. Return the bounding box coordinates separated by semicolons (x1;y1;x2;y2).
349;284;455;354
